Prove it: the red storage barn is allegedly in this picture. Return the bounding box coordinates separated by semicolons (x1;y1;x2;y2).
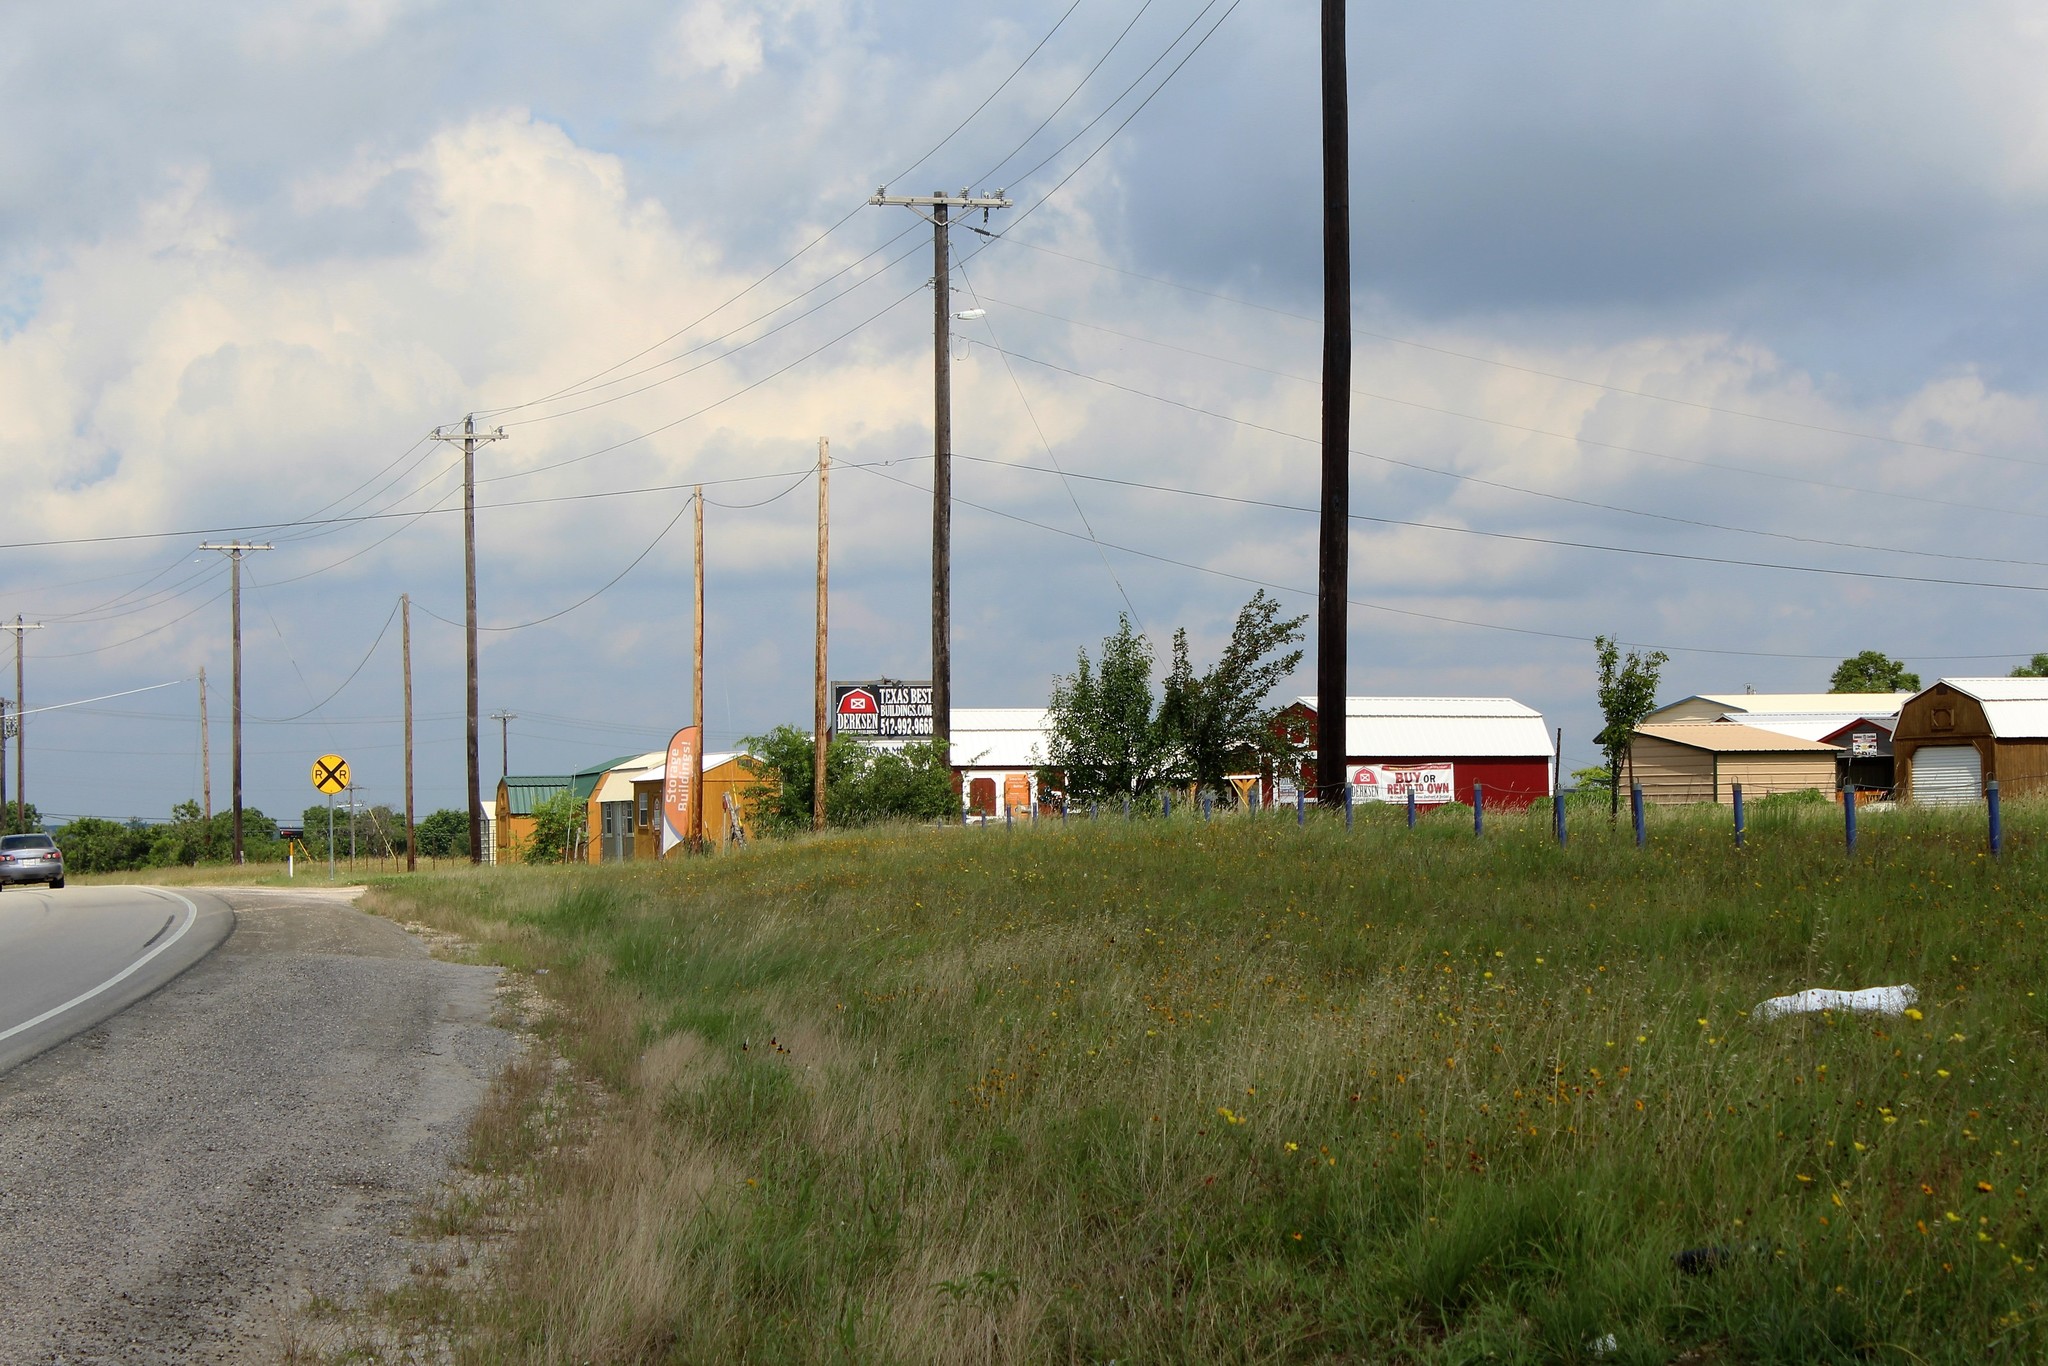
1275;697;1554;808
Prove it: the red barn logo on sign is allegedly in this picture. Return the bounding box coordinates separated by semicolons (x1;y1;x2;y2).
838;689;877;718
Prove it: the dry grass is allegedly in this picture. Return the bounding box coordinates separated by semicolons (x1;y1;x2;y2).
361;800;2048;1363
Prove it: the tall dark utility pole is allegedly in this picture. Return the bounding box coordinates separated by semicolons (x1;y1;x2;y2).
198;545;272;861
402;593;416;873
5;619;45;833
1315;0;1352;806
868;187;1011;745
431;417;506;863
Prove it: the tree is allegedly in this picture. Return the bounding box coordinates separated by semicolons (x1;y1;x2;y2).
2011;654;2048;679
1158;591;1307;800
1048;593;1307;807
54;816;150;873
740;728;954;836
1829;650;1919;693
414;808;470;860
1594;635;1668;819
522;789;584;864
1;802;41;836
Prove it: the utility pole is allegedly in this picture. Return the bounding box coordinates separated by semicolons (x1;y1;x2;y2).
198;545;272;861
868;187;1011;745
6;619;45;833
0;697;8;830
490;709;517;780
692;487;706;851
813;438;830;832
1314;0;1352;807
431;416;507;864
199;666;211;820
402;594;416;873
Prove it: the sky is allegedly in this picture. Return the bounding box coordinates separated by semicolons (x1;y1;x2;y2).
4;0;2048;826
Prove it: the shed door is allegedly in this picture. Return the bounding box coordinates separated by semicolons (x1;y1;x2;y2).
1911;745;1982;806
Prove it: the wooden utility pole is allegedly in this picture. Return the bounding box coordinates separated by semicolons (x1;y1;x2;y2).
403;594;416;873
490;709;517;779
868;187;1011;745
692;487;706;851
7;619;44;832
431;417;506;863
199;666;211;820
1314;0;1352;806
197;546;272;861
0;697;8;828
813;438;830;832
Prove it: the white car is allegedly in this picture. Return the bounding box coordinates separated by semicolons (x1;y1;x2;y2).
0;833;65;889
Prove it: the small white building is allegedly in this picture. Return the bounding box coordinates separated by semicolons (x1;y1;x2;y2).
950;708;1052;817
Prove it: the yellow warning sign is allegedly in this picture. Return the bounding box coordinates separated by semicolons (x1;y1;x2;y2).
311;754;350;795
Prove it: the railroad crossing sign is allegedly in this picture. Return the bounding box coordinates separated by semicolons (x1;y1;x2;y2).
310;753;351;795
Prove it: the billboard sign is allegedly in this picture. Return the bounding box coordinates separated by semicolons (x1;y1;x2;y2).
1350;762;1455;805
831;680;933;747
662;725;701;854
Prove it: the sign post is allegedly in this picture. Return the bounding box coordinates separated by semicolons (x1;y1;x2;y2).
311;753;350;882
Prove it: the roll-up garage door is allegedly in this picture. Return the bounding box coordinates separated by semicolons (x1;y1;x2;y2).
1910;745;1982;806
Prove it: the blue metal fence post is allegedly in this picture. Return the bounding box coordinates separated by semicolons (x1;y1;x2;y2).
1843;783;1858;855
1163;792;1171;819
1005;804;1013;831
1732;782;1745;849
1297;790;1306;826
1631;784;1645;849
1554;790;1566;847
1090;802;1098;822
1124;797;1131;821
1406;787;1417;829
1990;779;2003;857
1344;783;1353;830
1202;794;1212;822
1473;783;1485;837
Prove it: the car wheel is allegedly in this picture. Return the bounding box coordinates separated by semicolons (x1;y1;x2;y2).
51;876;65;890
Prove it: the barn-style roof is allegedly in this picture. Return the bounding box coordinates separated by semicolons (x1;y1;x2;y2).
1907;679;2048;739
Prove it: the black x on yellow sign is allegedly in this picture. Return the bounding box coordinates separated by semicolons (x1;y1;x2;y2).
311;754;350;795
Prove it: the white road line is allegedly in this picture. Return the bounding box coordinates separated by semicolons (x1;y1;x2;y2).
0;890;200;1045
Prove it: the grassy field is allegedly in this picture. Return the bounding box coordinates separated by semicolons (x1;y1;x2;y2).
363;797;2046;1363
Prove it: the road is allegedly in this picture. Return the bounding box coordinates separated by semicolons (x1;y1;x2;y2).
0;883;517;1363
0;883;235;1075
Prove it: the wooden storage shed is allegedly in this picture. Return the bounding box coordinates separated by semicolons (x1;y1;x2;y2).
495;775;570;861
1894;678;2048;805
625;751;766;855
1629;724;1838;805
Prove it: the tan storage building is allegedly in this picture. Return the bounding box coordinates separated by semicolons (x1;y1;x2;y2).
1894;678;2048;805
1629;723;1840;805
1644;691;1912;724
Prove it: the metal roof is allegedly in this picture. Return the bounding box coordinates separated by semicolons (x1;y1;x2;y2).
1653;691;1913;719
950;708;1052;769
1717;711;1896;743
1635;723;1839;753
1293;697;1552;759
1914;678;2048;738
501;775;571;816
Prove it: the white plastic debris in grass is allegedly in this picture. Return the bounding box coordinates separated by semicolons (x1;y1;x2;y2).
1751;984;1918;1023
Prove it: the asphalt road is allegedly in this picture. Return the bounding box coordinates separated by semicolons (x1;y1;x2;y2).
0;883;235;1075
0;884;516;1363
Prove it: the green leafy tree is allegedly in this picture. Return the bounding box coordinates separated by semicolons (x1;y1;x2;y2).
1047;615;1173;805
1158;591;1307;802
1829;650;1919;693
522;789;585;864
414;808;469;859
1594;636;1668;819
147;801;281;865
740;728;953;835
1049;594;1307;806
54;816;151;873
2011;654;2048;679
1;801;42;836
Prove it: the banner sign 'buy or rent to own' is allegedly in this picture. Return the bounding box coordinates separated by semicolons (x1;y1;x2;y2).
1350;763;1455;805
831;680;933;748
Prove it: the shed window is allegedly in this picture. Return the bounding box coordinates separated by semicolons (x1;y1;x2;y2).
637;792;650;828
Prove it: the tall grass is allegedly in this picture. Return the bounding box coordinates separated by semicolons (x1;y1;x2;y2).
367;797;2048;1363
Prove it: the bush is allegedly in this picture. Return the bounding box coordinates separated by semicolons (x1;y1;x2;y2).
54;816;151;872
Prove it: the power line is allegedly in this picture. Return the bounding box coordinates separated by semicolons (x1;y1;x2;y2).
967;295;2048;564
976;232;2041;468
890;0;1087;187
977;0;1160;189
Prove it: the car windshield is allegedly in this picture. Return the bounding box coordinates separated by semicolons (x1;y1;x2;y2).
1;834;55;850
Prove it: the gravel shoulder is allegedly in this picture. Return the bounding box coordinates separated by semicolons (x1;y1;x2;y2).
0;883;517;1364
